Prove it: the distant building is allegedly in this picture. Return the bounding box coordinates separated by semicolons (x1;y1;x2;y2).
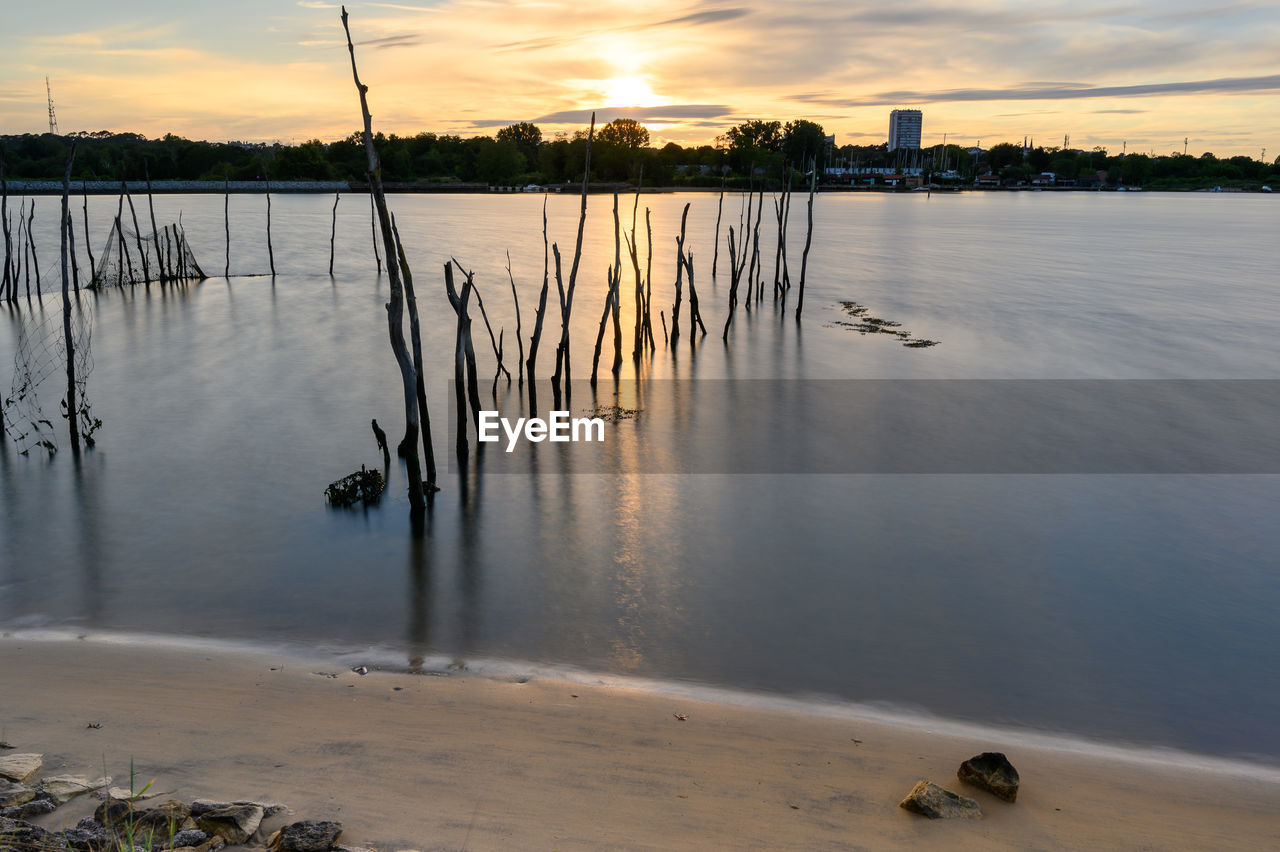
888;109;922;151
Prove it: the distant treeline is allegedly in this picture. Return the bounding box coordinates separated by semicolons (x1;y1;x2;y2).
1;120;1276;190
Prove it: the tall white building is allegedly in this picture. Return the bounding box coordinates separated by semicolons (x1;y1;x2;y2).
888;109;923;151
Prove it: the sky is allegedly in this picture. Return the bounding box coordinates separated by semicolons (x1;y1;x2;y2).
1;0;1278;157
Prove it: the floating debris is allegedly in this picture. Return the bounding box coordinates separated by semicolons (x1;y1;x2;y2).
831;301;940;349
585;404;640;423
324;466;385;508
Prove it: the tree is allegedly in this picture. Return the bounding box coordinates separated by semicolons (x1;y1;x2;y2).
725;120;782;152
985;142;1024;171
473;137;524;184
723;120;783;177
496;122;542;167
597;118;650;149
782;120;826;167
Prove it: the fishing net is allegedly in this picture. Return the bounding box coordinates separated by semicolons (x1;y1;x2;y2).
92;217;206;289
2;295;98;455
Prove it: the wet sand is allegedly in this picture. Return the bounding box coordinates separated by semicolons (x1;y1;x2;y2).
4;635;1278;850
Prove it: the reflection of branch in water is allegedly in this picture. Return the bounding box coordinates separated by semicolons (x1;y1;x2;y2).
830;300;939;348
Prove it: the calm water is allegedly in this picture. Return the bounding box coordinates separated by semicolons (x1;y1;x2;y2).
3;191;1279;764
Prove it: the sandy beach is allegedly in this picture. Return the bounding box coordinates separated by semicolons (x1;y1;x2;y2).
4;634;1278;850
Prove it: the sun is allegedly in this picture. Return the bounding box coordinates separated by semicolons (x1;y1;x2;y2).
601;75;664;108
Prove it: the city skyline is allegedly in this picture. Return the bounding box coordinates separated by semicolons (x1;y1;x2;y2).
2;1;1278;158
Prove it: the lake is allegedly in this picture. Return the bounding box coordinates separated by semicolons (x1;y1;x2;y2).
3;189;1279;766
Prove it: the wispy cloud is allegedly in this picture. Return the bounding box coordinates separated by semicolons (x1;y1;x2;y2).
357;33;426;49
473;103;735;127
798;74;1280;107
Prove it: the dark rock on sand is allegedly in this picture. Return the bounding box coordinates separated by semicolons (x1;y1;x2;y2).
1;794;56;819
58;820;108;852
0;781;34;809
0;816;56;850
958;752;1020;802
192;798;286;817
899;779;982;819
197;803;264;844
269;820;344;851
133;799;194;832
93;798;134;826
171;828;210;846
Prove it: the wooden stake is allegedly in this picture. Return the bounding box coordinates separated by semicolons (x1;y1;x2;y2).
341;5;426;509
552;113;594;392
60;144;79;453
391;213;436;486
329;191;340;275
368;188;381;275
265;170;276;276
711;170;725;279
796;157;816;321
671;202;689;342
505;250;525;387
224;172;231;277
526;197;550;404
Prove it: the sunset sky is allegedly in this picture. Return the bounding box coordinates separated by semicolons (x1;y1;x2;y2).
2;1;1278;157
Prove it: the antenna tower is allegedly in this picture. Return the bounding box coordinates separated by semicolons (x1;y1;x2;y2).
46;77;58;135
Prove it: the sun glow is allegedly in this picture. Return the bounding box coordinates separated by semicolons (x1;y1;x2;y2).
601;75;664;108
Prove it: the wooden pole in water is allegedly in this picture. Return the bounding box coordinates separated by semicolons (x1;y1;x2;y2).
144;164;161;284
81;181;96;289
445;262;470;463
525;197;550;404
686;248;706;338
124;187;151;285
505;250;525;387
446;262;482;428
27;203;40;295
14;201;25;299
590;203;618;388
60;144;80;454
223;172;230;277
552;113;594;392
796;157;816;321
264;170;276;276
0;157;11;300
460;261;511;390
328;191;339;275
67;192;81;290
610;191;623;374
368;188;381;275
711;170;725;279
391;213;436;486
629;173;644;361
341;5;425;509
671;202;689;343
644;207;655;351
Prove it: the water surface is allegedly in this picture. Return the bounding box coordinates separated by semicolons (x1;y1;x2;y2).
3;191;1279;764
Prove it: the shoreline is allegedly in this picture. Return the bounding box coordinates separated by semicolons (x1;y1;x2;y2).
6;632;1279;849
8;626;1280;780
4;179;1273;195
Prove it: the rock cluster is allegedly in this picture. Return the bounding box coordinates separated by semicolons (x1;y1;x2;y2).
899;751;1022;820
0;752;352;852
957;751;1020;802
898;779;982;819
